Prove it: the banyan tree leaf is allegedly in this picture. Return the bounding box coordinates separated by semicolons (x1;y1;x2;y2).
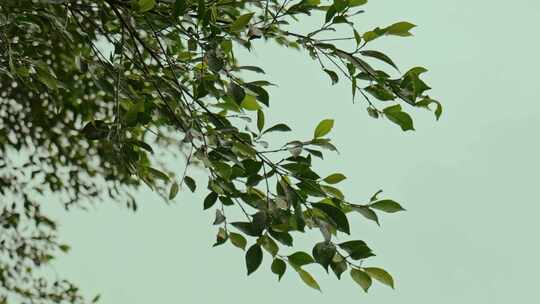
246;243;263;275
314;119;335;138
350;268;372;292
364;267;395;289
312;242;336;271
370;200;405;213
298;269;321;291
230;13;255;32
312;203;350;234
359;50;399;71
271;258;287;281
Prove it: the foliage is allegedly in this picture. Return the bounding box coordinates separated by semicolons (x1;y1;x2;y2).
0;0;441;302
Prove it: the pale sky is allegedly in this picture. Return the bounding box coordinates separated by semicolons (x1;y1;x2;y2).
50;1;540;303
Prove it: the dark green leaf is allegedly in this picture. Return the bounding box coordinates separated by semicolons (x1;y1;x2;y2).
268;229;293;246
227;82;246;104
246;244;263;275
263;123;292;134
312;242;336;271
203;192;218;210
360;50;399;71
271;258;287;281
312;203;350;234
238;66;265;74
338;240;374;260
183;176;196;192
81;121;109;140
232;222;260;237
365;84;396;101
324;69;339;85
128;140;154;154
173;0;187;18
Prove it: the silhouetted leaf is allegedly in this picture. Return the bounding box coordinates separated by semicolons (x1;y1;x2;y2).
246;244;263;275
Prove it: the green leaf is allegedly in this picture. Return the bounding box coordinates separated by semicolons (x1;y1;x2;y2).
386;21;416;37
213;209;226;225
365;84;396;101
227;82;246;104
312;203;350;234
298;269;321;291
416;97;443;120
173;0;187;18
240;94;261;111
333;0;347;12
313;119;334;138
59;244;71;253
350;268;372;292
383;104;415;131
263;123;292;134
231;222;260;237
353;29;362;46
351;205;380;225
169;182;179;200
229;232;247;250
364;267;395;289
146;167;170;181
330;255;348;279
325;5;337;23
203;192;218;210
137;0;156;12
288;251;315;268
312;242;336;271
128;140;154;154
367;107;379;119
258;235;279;257
213;228;228;247
323;69;339;85
271;258;287;281
370;200;405;213
230;13;255;32
238;66;266;74
268;229;293;246
183;176;196;192
257;110;265;132
246;244;263;275
323;173;346;184
338;240;374;260
348;0;367;7
81;121;109;140
359;50;399;71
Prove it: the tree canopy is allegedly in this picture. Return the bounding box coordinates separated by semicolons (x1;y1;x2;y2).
0;0;441;302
